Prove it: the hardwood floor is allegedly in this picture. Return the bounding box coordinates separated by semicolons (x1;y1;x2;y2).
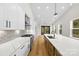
28;35;49;56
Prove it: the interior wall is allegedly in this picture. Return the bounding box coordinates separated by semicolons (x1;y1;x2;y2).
35;22;52;36
53;4;79;37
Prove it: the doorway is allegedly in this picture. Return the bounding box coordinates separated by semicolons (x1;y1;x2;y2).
41;26;50;35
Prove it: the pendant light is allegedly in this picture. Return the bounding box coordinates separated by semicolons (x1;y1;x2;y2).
54;3;58;15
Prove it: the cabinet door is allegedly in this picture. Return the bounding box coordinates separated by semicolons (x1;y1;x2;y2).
12;44;30;56
0;41;15;56
0;6;5;29
0;4;25;30
0;20;4;29
12;45;26;56
11;37;23;49
45;37;55;56
11;37;30;56
18;45;28;56
8;5;25;30
24;43;30;55
5;5;17;29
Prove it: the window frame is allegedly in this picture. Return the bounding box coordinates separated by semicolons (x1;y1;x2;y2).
70;18;79;39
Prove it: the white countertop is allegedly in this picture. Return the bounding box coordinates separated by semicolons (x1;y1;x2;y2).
44;34;79;56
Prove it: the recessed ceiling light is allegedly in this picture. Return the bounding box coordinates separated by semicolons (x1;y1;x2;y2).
46;6;49;9
61;6;65;10
70;3;72;6
37;6;40;9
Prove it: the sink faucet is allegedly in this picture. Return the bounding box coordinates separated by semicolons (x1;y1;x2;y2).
54;33;55;39
51;31;55;39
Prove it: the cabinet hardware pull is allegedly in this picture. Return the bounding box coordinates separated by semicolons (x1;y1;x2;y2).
21;45;25;49
6;20;8;27
9;21;11;28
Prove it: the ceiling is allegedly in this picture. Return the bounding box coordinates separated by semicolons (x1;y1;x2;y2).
30;3;72;25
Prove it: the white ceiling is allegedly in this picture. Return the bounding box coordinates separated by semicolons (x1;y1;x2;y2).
30;3;72;25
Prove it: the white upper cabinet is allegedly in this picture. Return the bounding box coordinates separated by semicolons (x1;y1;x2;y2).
0;5;5;29
0;4;25;30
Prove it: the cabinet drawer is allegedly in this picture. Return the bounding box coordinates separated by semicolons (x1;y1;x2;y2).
12;45;28;56
0;41;15;56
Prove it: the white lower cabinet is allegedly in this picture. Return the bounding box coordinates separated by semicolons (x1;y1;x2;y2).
11;37;30;56
0;41;15;56
12;45;27;56
0;37;30;56
25;43;30;55
12;43;30;56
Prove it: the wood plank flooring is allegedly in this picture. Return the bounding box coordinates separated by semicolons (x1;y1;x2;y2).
28;35;49;56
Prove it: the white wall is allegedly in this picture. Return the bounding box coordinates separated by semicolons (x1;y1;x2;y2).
35;22;52;36
53;4;79;37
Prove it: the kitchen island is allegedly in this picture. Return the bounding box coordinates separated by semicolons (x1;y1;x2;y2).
44;34;79;56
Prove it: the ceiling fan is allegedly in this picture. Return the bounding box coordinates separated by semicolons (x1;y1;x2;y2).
54;3;58;15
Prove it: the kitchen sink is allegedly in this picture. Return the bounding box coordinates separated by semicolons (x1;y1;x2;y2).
47;36;55;39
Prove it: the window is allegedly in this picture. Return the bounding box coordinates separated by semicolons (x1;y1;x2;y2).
41;26;50;35
59;24;62;34
70;19;79;38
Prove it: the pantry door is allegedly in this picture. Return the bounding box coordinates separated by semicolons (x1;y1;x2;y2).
41;26;50;35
